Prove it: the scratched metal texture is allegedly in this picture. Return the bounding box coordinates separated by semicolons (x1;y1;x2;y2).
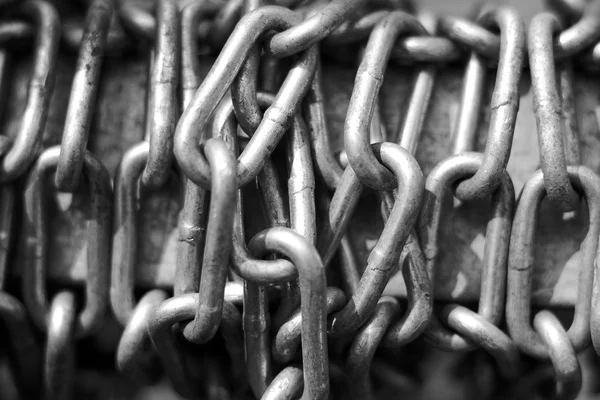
3;0;594;314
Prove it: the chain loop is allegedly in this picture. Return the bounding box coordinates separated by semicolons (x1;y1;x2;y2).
320;143;423;334
262;365;304;400
148;285;245;398
304;55;344;190
174;7;317;189
344;296;401;400
421;153;514;351
0;1;60;182
140;0;179;188
23;146;112;338
506;166;600;358
274;287;345;363
529;13;581;212
438;15;500;61
111;141;179;325
553;0;600;58
2;0;600;397
174;0;222;297
182;138;237;344
264;0;366;58
0;20;34;43
119;0;221;43
453;6;525;201
55;0;112;192
115;289;167;383
533;310;582;400
439;304;520;380
248;226;329;400
43;291;76;400
344;11;426;191
213;96;297;285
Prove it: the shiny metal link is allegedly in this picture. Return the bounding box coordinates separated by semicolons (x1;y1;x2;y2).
558;61;582;168
111;142;178;325
439;304;520;380
180;1;217;106
248;227;328;400
4;0;600;398
174;7;317;189
451;52;486;155
438;16;500;61
344;11;426;191
148;285;245;398
141;0;179;188
23;146;112;338
174;176;207;296
182;138;237;345
344;296;402;400
439;1;600;61
376;21;435;347
319;143;423;334
533;311;582;400
55;0;112;192
110;141;177;381
264;0;366;58
553;0;600;58
421;154;514;353
44;291;76;400
262;365;304;400
395;12;436;150
337;233;361;297
115;289;167;383
304;55;344;190
213;96;296;285
452;6;525;201
274;287;345;364
529;13;580;212
276;85;316;333
0;1;60;182
0;20;34;43
244;280;271;398
174;0;221;297
119;0;220;42
506;166;600;358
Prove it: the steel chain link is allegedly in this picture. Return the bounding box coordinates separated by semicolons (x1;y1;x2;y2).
2;0;600;399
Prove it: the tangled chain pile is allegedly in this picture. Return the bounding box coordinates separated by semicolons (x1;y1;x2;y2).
2;0;600;399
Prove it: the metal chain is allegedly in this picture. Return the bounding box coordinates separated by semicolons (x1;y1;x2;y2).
4;0;600;399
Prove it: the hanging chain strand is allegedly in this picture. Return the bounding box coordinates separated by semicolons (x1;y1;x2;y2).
4;0;600;399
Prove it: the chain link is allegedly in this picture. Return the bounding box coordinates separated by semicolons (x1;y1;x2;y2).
4;0;600;398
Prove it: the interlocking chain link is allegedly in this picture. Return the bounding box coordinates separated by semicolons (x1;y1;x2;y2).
4;0;600;399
